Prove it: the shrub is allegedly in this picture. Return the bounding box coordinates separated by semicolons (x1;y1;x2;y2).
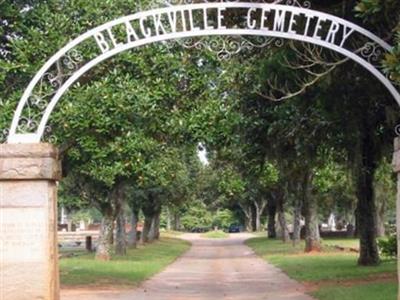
212;209;236;230
378;235;397;258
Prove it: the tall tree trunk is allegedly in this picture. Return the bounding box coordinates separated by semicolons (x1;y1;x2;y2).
275;190;290;242
166;207;172;231
267;199;277;238
128;208;139;248
147;204;161;242
253;199;267;232
356;125;380;266
173;212;181;231
292;193;302;246
154;211;161;239
356;167;380;264
254;202;260;232
304;197;320;252
303;171;321;252
251;204;257;232
353;208;360;238
141;192;156;243
113;183;127;256
256;208;262;232
148;215;156;242
95;207;114;261
115;208;127;255
141;214;152;244
240;204;253;232
277;211;290;242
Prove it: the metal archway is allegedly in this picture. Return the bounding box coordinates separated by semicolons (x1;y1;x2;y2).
5;1;399;143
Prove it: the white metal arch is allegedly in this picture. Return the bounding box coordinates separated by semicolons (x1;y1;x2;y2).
6;2;399;143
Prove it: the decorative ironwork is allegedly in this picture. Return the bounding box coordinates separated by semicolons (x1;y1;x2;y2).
15;49;84;136
180;36;283;60
0;129;9;143
360;42;386;66
3;1;399;144
395;124;400;137
153;0;310;7
43;125;58;144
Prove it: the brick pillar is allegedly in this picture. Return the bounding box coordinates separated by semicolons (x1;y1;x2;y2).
393;138;400;300
0;143;61;300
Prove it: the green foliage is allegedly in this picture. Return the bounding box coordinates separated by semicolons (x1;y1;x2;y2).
355;0;400;83
217;166;246;199
314;158;356;220
212;209;236;230
378;235;397;258
354;0;382;18
180;200;213;231
58;180;89;211
70;208;102;224
383;33;400;83
258;162;279;188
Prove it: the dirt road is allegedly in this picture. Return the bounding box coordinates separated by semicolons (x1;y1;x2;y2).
61;233;315;300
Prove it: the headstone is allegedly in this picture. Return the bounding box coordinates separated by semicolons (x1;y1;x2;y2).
85;236;92;252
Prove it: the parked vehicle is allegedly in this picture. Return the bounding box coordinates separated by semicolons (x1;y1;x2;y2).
191;227;210;233
228;224;241;233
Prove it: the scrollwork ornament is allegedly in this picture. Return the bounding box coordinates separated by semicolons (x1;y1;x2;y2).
44;72;63;89
148;0;311;8
395;124;400;137
283;0;311;8
360;42;385;66
17;117;38;133
0;128;9;143
63;49;84;71
180;35;282;60
43;125;58;144
28;94;49;111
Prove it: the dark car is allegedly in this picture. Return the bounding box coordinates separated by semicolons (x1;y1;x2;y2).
228;224;241;233
191;227;210;233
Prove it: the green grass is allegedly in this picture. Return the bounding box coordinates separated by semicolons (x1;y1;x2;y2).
312;282;397;300
201;230;229;238
322;238;359;249
250;231;270;237
60;237;190;287
160;230;184;237
269;253;395;282
246;237;397;300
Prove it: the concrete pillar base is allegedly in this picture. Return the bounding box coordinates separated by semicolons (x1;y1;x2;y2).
0;143;61;300
393;138;400;300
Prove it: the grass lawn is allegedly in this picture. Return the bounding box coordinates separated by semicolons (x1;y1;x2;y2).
313;282;397;300
322;238;359;249
246;237;397;300
201;230;229;238
160;230;184;237
60;237;190;288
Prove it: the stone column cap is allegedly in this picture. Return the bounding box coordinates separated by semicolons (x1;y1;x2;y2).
0;143;61;180
394;137;400;152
